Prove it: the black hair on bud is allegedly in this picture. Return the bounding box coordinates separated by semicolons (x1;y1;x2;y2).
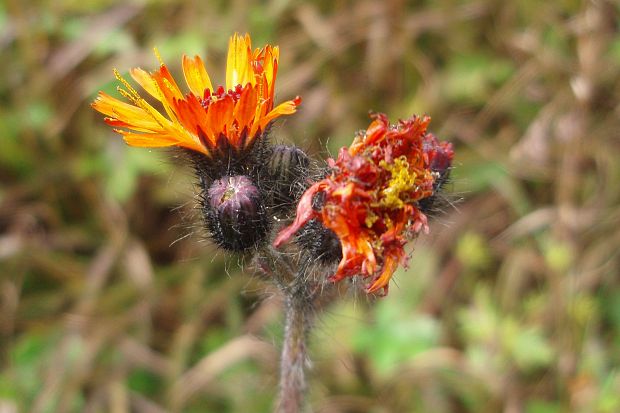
417;168;452;217
182;137;274;253
296;219;342;264
265;144;311;216
202;175;270;251
293;189;343;265
417;137;454;218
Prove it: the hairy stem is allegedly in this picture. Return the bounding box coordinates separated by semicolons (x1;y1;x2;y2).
276;284;314;413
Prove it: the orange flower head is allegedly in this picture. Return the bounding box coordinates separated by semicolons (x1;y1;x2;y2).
274;113;454;295
92;33;301;157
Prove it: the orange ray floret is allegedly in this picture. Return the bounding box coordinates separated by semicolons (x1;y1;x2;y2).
92;33;301;156
274;113;454;295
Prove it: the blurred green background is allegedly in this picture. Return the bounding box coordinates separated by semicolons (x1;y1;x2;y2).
1;0;619;412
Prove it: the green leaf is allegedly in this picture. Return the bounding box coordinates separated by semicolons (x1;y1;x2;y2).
354;301;440;376
442;53;514;105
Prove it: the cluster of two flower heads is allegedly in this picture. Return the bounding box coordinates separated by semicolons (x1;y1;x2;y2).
92;33;454;295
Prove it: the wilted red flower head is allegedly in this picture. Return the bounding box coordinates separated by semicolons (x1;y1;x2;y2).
274;113;454;295
92;33;301;157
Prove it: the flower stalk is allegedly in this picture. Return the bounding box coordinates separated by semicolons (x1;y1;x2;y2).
258;247;317;413
277;282;314;413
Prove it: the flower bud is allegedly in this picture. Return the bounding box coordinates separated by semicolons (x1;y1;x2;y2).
203;175;269;251
296;219;342;264
266;145;311;215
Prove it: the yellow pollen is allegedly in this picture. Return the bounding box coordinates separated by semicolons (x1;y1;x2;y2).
378;156;418;209
365;210;379;228
153;47;164;67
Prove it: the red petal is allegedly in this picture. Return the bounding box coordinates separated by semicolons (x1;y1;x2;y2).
273;182;325;247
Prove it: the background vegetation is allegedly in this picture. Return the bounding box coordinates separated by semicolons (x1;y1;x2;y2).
1;0;619;412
